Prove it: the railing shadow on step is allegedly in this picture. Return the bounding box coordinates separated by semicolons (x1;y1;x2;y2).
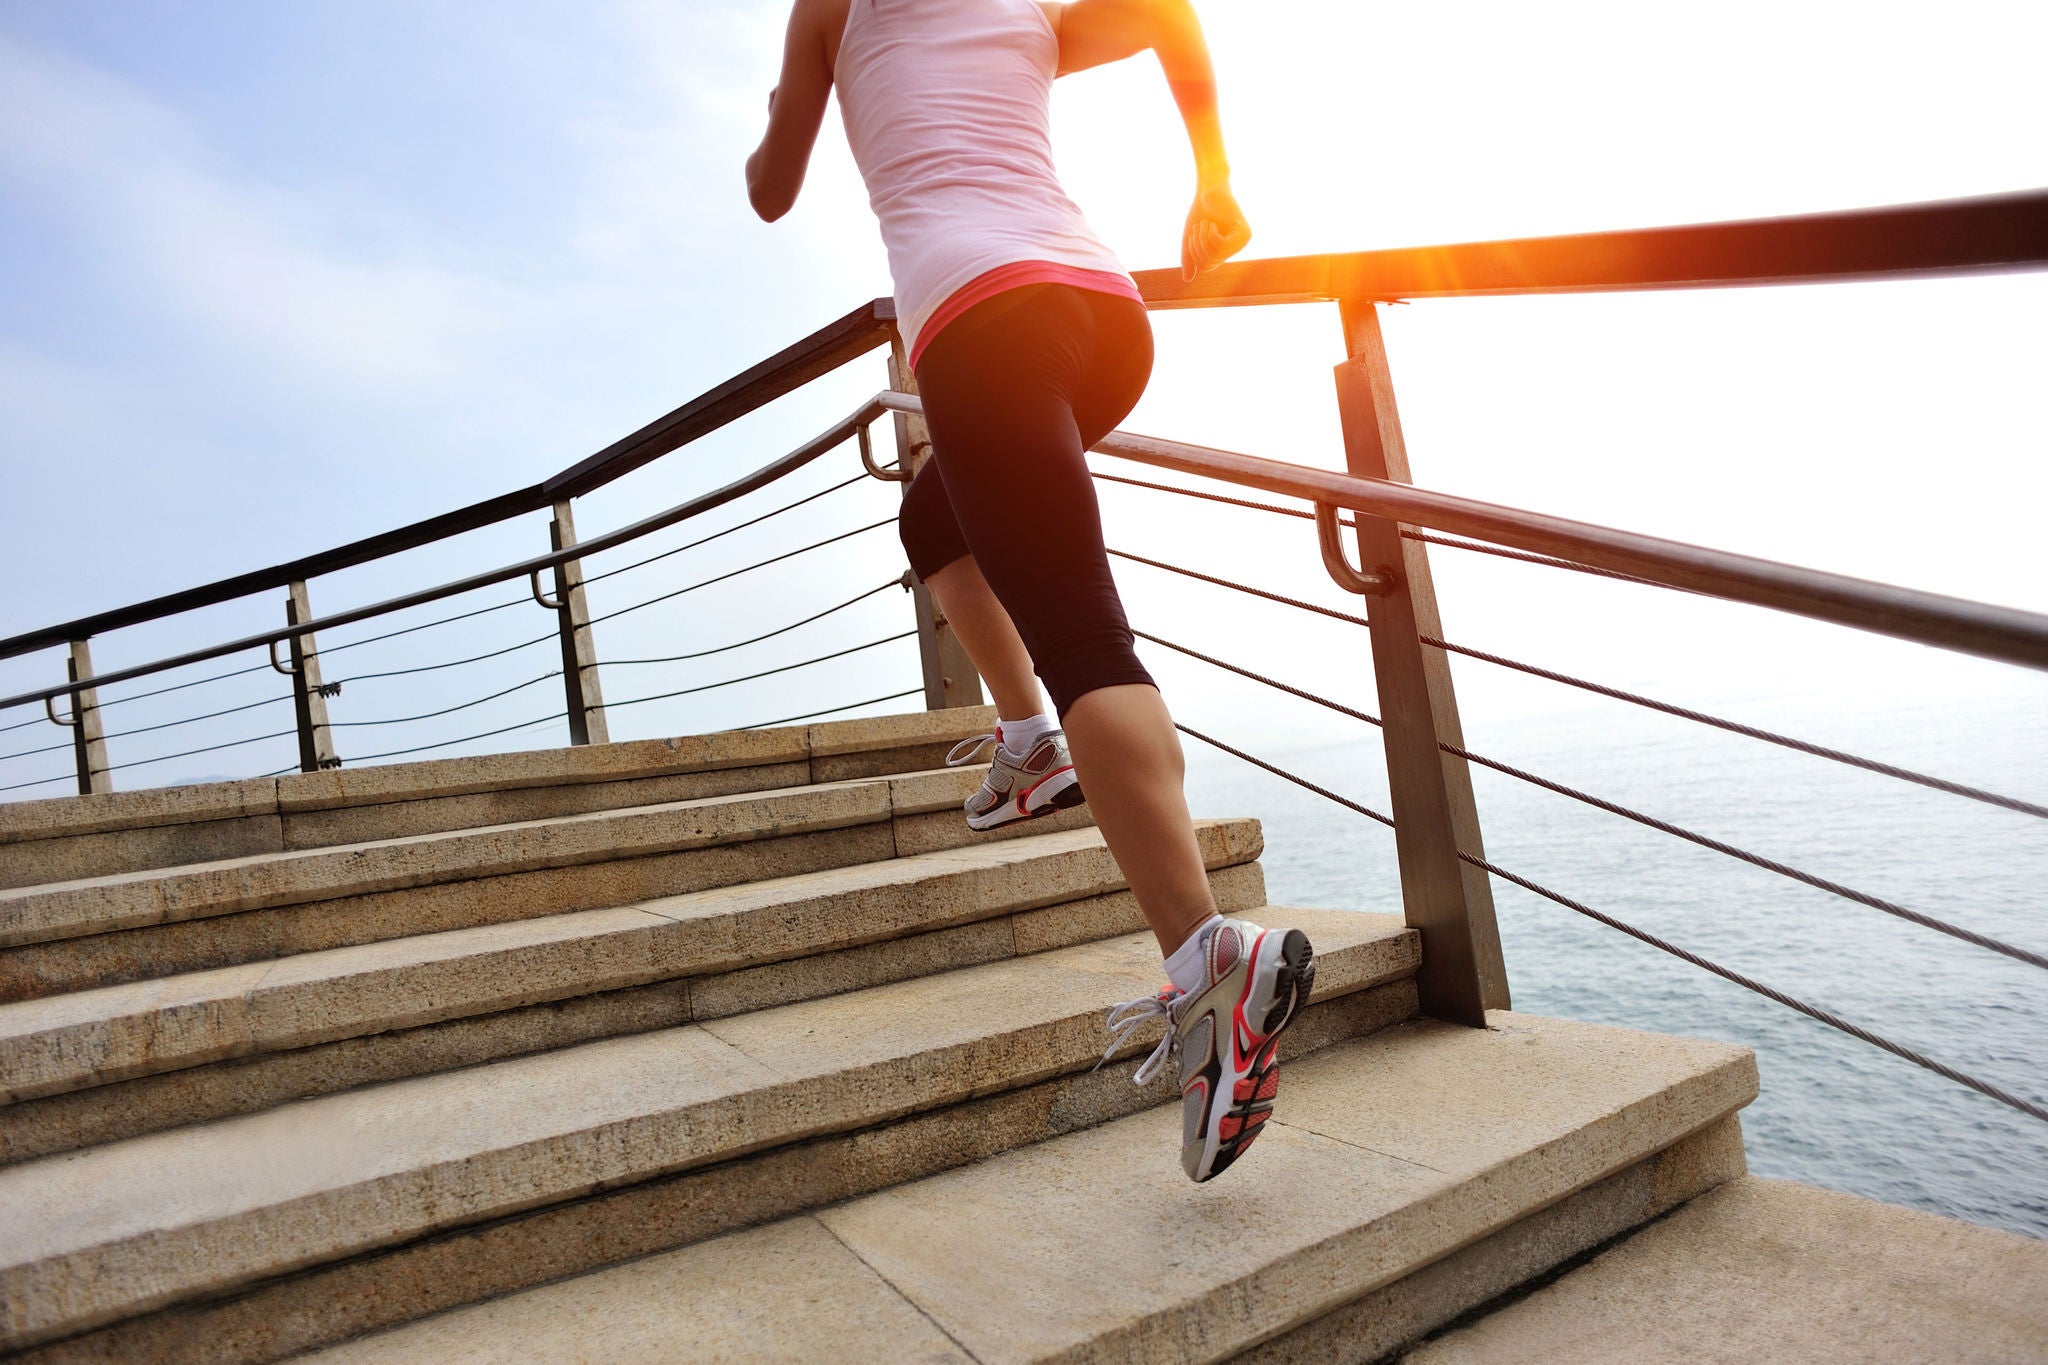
2;189;2046;1174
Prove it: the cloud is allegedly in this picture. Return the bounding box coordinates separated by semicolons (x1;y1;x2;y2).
0;30;524;391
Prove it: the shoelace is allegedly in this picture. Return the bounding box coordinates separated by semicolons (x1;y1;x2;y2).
1095;988;1185;1086
945;733;997;767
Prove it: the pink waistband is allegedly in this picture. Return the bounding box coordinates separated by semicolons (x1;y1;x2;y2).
908;262;1145;370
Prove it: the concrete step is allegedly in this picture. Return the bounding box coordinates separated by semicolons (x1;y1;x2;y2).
0;821;1266;1163
0;706;1004;890
0;763;1093;1003
0;907;1419;1355
1396;1176;2048;1365
287;1011;1758;1365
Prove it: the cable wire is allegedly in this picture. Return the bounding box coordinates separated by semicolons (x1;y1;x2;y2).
1145;628;2048;972
728;687;926;733
1118;537;2042;822
1182;722;2047;1127
312;593;531;661
0;738;75;763
597;632;917;713
348;712;568;764
1424;636;2048;821
102;728;299;774
1176;723;1396;829
588;519;896;629
1461;847;2048;1126
94;694;288;744
1093;469;1660;586
326;672;562;729
0;772;74;794
603;579;902;668
581;472;871;587
330;628;557;686
1108;548;1371;629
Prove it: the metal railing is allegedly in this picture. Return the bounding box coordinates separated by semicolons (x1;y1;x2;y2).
3;190;2046;1141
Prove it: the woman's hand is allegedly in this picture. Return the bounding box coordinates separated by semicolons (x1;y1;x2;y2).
1181;181;1252;281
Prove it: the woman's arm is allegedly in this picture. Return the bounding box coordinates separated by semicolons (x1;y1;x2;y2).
747;0;838;222
1043;0;1251;279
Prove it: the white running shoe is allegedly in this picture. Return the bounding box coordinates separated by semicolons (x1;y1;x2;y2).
1100;918;1316;1182
945;726;1085;832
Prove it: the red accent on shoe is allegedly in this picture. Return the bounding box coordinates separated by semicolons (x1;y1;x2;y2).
1015;763;1076;814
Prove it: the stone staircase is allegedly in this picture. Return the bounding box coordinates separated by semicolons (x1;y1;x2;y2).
0;706;1758;1362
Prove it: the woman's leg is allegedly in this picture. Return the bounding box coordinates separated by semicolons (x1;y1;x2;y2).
915;287;1217;955
1061;684;1215;952
898;450;1047;723
924;557;1044;723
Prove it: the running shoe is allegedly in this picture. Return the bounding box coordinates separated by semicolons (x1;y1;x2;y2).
945;726;1085;832
1099;918;1316;1182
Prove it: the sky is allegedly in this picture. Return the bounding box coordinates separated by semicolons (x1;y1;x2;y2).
0;0;2044;800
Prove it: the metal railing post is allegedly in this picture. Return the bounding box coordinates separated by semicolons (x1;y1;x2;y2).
276;582;340;773
1333;297;1510;1026
546;500;610;746
60;639;112;796
888;330;985;711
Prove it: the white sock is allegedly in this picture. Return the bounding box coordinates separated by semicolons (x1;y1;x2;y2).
996;712;1057;758
1164;914;1224;994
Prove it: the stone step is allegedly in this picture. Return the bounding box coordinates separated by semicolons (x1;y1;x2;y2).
0;707;1004;890
1392;1175;2048;1365
0;908;1418;1354
0;763;1092;1003
293;1013;1758;1365
0;821;1265;1162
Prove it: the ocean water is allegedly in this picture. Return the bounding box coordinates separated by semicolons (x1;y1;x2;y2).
1186;689;2048;1239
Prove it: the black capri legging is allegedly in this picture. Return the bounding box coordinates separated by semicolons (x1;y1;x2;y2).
899;283;1159;718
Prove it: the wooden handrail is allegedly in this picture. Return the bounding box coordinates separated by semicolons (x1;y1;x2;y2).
0;300;896;662
1132;189;2048;308
6;191;2043;665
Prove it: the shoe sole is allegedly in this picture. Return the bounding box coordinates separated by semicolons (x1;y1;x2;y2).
1192;928;1316;1183
964;770;1085;832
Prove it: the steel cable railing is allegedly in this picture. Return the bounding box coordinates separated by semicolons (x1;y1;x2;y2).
600;579;901;669
595;631;916;715
1114;501;2048;822
0;472;908;789
345;713;570;766
728;686;926;734
584;518;897;630
579;471;871;588
325;672;564;731
1171;723;2048;1127
1138;627;2048;973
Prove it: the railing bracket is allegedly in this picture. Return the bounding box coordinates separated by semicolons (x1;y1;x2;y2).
858;423;907;482
269;639;298;676
1315;503;1395;596
44;695;76;728
530;569;564;612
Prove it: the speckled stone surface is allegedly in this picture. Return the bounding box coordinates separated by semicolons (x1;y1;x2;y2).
0;707;996;887
1241;1114;1749;1364
1399;1176;2048;1365
0;822;901;1003
0;821;1262;1111
24;983;1417;1365
262;1009;1749;1365
0;908;1406;1352
297;1211;976;1364
814;1013;1754;1363
0;780;895;951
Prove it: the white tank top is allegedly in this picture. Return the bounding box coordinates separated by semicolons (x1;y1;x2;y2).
835;0;1137;363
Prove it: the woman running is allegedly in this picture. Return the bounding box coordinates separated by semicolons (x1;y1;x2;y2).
747;0;1313;1183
